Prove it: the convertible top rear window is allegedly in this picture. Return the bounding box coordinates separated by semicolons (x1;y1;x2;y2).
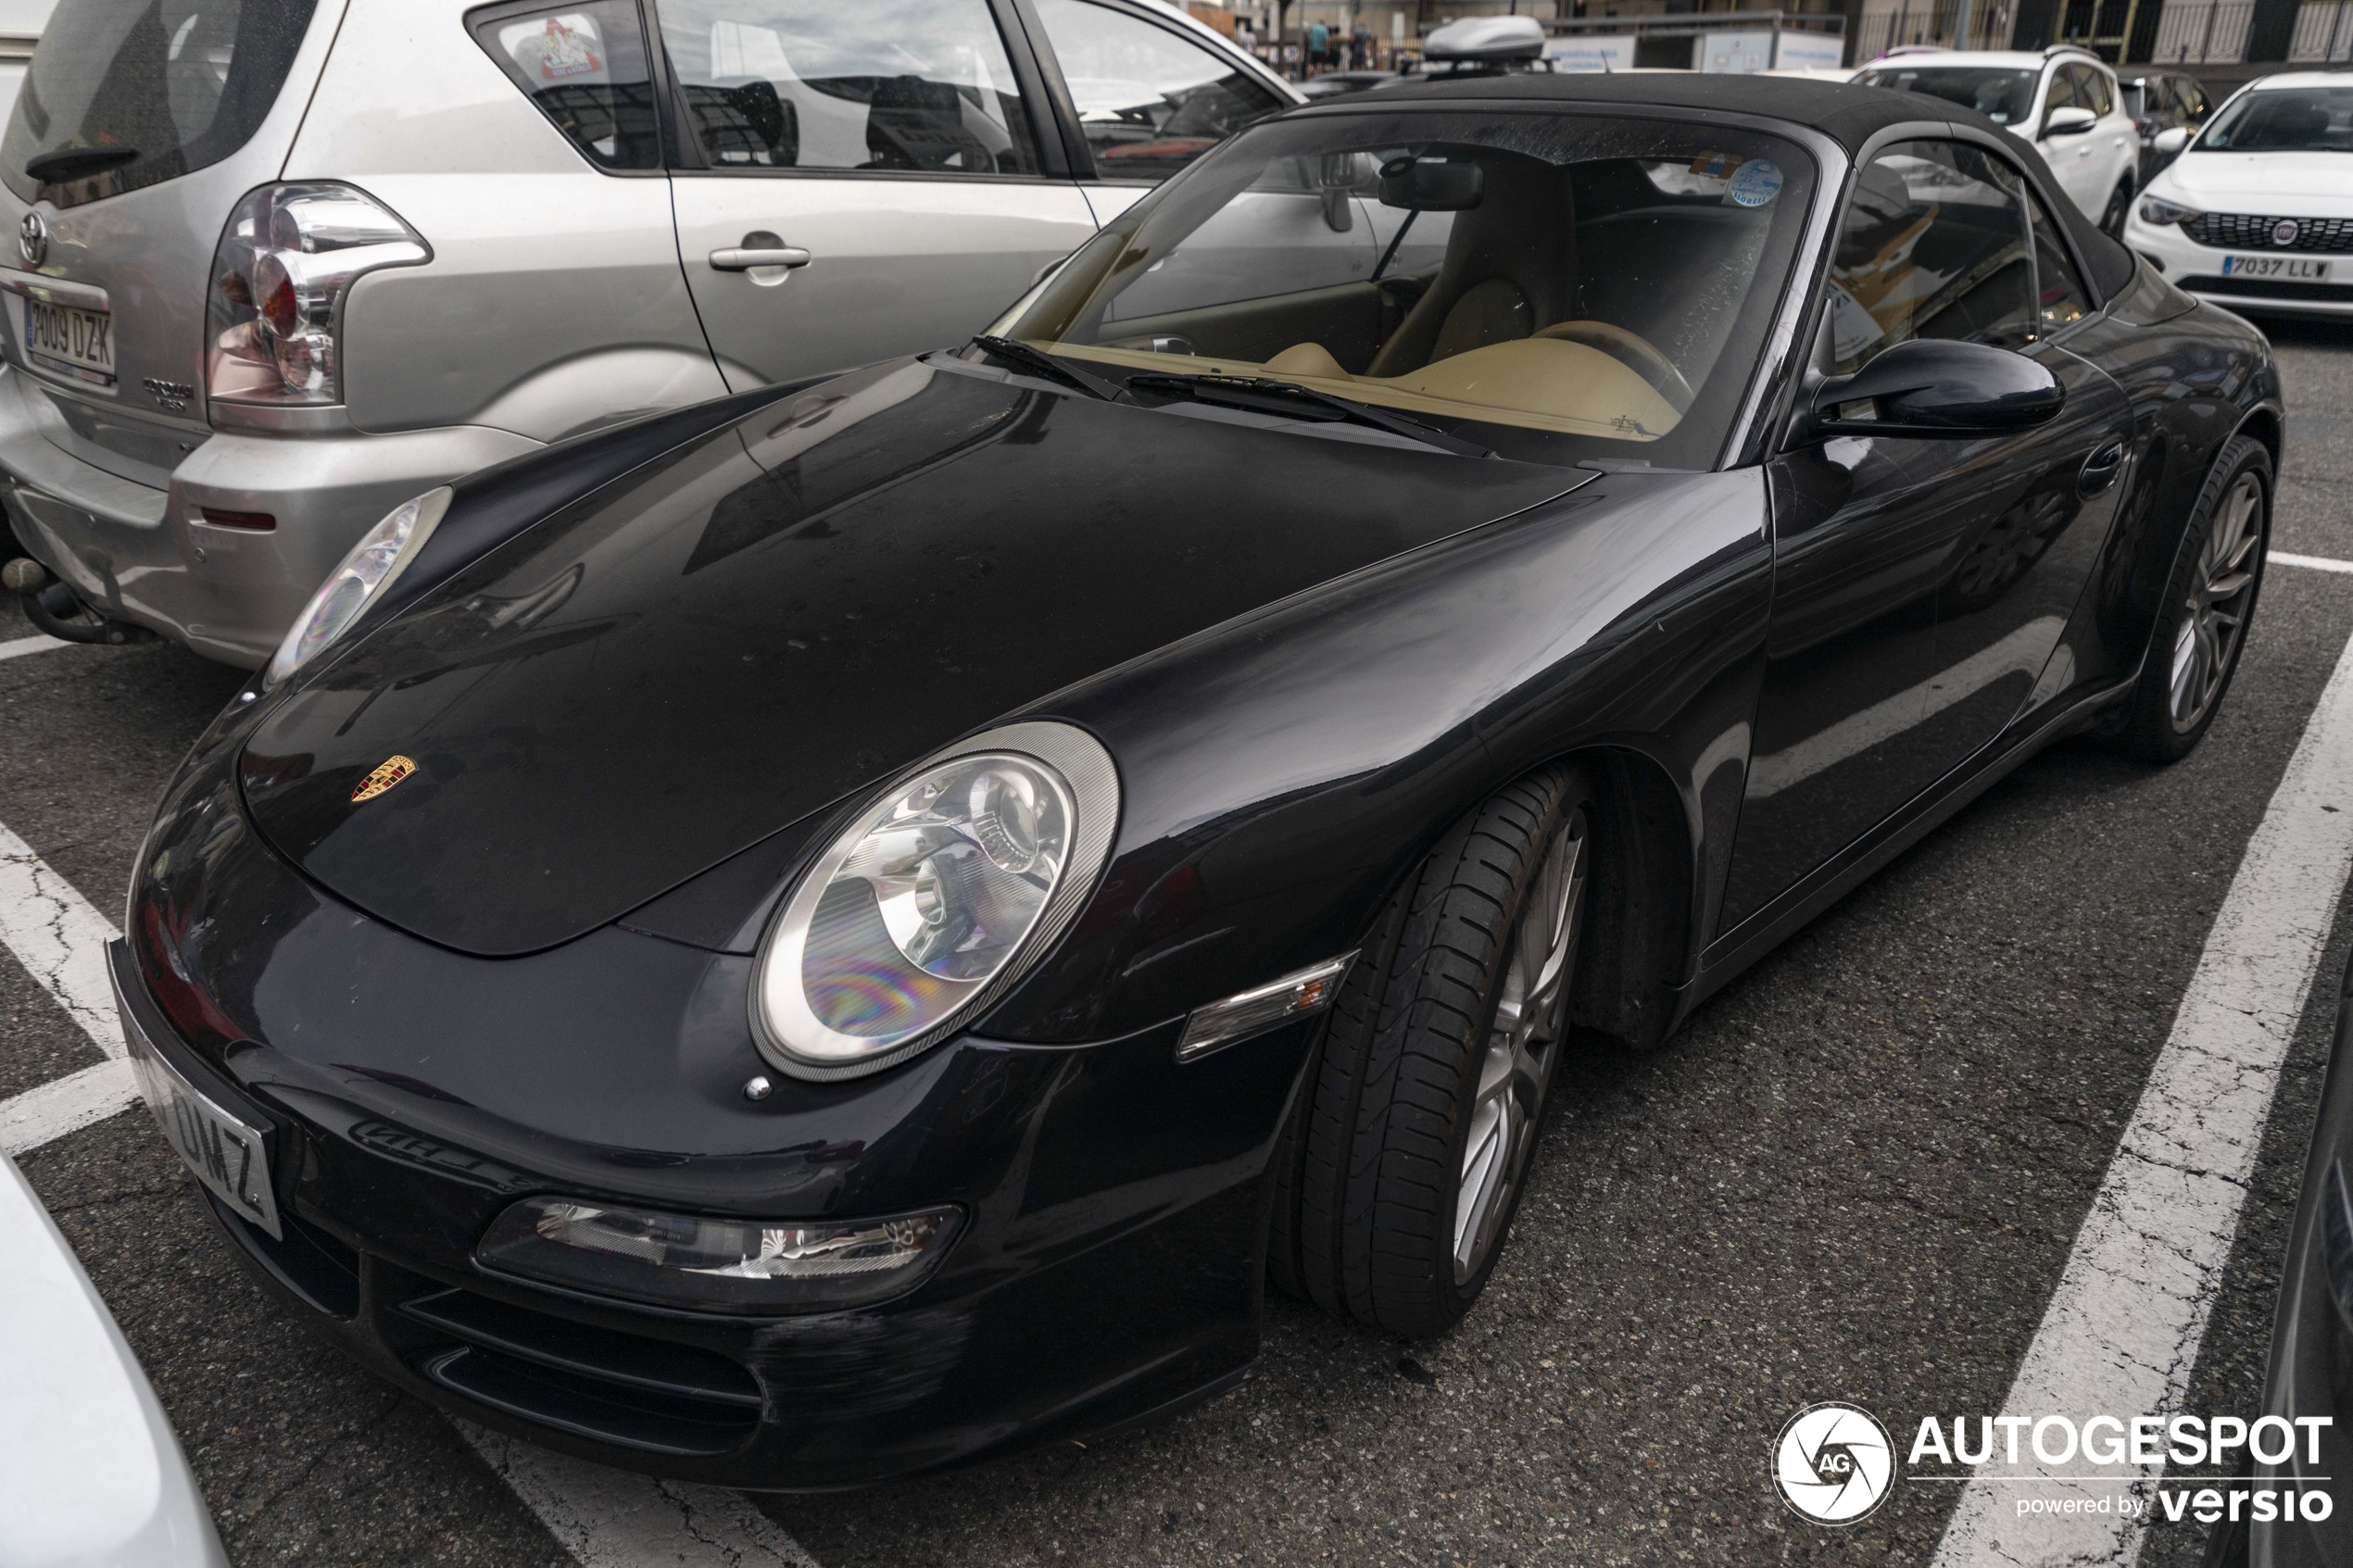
989;108;1818;469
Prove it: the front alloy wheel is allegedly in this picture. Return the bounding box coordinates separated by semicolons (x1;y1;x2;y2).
1271;763;1597;1336
2168;469;2260;734
2111;432;2271;762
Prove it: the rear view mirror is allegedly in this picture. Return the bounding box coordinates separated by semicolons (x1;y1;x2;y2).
2154;125;2191;154
1379;156;1483;211
1808;338;2065;439
2045;106;2098;137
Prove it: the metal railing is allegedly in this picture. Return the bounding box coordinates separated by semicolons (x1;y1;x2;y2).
2147;0;2256;59
2287;0;2353;58
1853;1;2019;58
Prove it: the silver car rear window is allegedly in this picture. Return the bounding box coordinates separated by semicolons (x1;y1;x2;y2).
0;0;317;210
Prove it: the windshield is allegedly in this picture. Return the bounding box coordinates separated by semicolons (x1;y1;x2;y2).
989;110;1817;467
1;0;317;208
2197;87;2353;152
1854;65;2041;125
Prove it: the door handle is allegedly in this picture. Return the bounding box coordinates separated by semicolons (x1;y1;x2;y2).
2079;439;2127;496
711;246;812;270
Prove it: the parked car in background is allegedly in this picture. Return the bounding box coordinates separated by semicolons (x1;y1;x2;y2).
1854;46;2142;231
2120;67;2211;179
0;0;1294;668
0;1152;228;1568
2124;74;2353;320
1760;66;1863;83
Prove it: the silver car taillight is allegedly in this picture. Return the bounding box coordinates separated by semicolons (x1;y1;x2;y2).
206;184;430;408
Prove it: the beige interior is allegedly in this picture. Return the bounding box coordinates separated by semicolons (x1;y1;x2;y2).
1051;336;1680;442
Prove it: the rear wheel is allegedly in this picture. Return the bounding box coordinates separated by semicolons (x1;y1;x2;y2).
1270;764;1594;1336
2110;434;2270;762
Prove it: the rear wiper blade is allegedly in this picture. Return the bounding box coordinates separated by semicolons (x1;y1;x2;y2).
26;145;139;184
1126;372;1494;458
967;335;1131;403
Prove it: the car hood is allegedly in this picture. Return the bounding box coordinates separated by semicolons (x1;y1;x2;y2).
2158;150;2353;210
239;358;1587;957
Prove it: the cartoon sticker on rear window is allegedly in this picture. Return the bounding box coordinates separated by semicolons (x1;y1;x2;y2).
506;13;606;82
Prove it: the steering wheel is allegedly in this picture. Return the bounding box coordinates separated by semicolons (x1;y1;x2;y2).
1533;321;1697;414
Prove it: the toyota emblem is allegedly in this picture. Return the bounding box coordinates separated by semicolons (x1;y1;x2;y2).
2272;218;2301;247
18;210;44;268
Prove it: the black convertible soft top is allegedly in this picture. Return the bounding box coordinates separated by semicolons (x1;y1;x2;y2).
1347;71;2137;299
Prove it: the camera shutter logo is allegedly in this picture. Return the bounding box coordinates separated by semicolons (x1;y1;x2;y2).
1773;1402;1895;1525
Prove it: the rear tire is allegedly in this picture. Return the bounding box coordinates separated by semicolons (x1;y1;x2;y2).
2100;178;2133;237
1271;764;1595;1337
2109;433;2270;762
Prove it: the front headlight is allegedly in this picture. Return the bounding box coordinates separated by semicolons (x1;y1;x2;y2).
2138;194;2202;226
752;721;1120;1081
264;486;451;687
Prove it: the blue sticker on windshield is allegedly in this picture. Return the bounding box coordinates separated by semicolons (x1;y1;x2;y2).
1729;158;1783;207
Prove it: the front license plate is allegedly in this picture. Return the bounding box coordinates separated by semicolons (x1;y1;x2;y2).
22;296;114;384
2221;254;2331;280
125;1022;281;1238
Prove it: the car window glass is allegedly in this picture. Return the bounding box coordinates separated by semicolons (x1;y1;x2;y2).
1032;0;1285;182
0;0;319;208
1849;65;2038;126
2200;86;2353;151
2079;66;2115;117
1826;141;2035;376
652;0;1042;174
996;112;1818;468
2042;67;2079;119
474;3;661;170
2024;184;2091;330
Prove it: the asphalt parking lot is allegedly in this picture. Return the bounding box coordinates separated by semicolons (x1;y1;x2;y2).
8;319;2353;1567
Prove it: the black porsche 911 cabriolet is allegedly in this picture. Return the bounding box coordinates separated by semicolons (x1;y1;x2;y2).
106;73;2280;1488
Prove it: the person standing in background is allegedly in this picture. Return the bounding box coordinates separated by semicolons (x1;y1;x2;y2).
1306;17;1329;71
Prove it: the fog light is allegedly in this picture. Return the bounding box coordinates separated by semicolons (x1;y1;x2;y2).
1176;952;1356;1063
477;1197;961;1312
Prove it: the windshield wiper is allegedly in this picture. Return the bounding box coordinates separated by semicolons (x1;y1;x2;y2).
1126;372;1494;458
967;335;1131;403
26;145;139;184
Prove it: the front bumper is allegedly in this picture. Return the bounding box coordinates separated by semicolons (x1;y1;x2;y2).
2125;212;2353;319
0;367;538;667
119;726;1307;1486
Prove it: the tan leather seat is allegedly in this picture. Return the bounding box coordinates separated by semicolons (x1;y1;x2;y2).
1368;152;1578;379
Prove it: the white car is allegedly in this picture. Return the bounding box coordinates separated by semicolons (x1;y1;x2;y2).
0;1152;228;1568
1853;46;2142;229
2124;72;2353;319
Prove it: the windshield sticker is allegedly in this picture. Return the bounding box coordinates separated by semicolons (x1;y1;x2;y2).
1689;151;1743;179
1729;158;1784;208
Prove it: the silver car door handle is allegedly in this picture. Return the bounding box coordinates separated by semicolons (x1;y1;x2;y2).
710;246;812;270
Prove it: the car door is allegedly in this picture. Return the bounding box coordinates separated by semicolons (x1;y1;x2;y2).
659;0;1100;390
2038;63;2103;214
2084;64;2140;208
1718;138;2128;931
1021;0;1292;224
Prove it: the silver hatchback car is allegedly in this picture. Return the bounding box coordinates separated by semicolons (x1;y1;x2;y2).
0;0;1292;665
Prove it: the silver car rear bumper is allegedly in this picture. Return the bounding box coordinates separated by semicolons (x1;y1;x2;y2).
0;369;540;668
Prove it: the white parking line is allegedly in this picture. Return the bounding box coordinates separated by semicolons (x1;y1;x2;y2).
1931;623;2353;1565
2274;551;2353;575
0;827;819;1568
0;633;68;661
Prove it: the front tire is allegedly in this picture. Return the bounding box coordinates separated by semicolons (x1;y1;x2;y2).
2111;433;2270;762
1272;764;1594;1337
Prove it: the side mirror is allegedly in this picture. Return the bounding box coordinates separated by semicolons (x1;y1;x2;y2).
1808;338;2066;440
2045;106;2098;137
2153;125;2191;154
